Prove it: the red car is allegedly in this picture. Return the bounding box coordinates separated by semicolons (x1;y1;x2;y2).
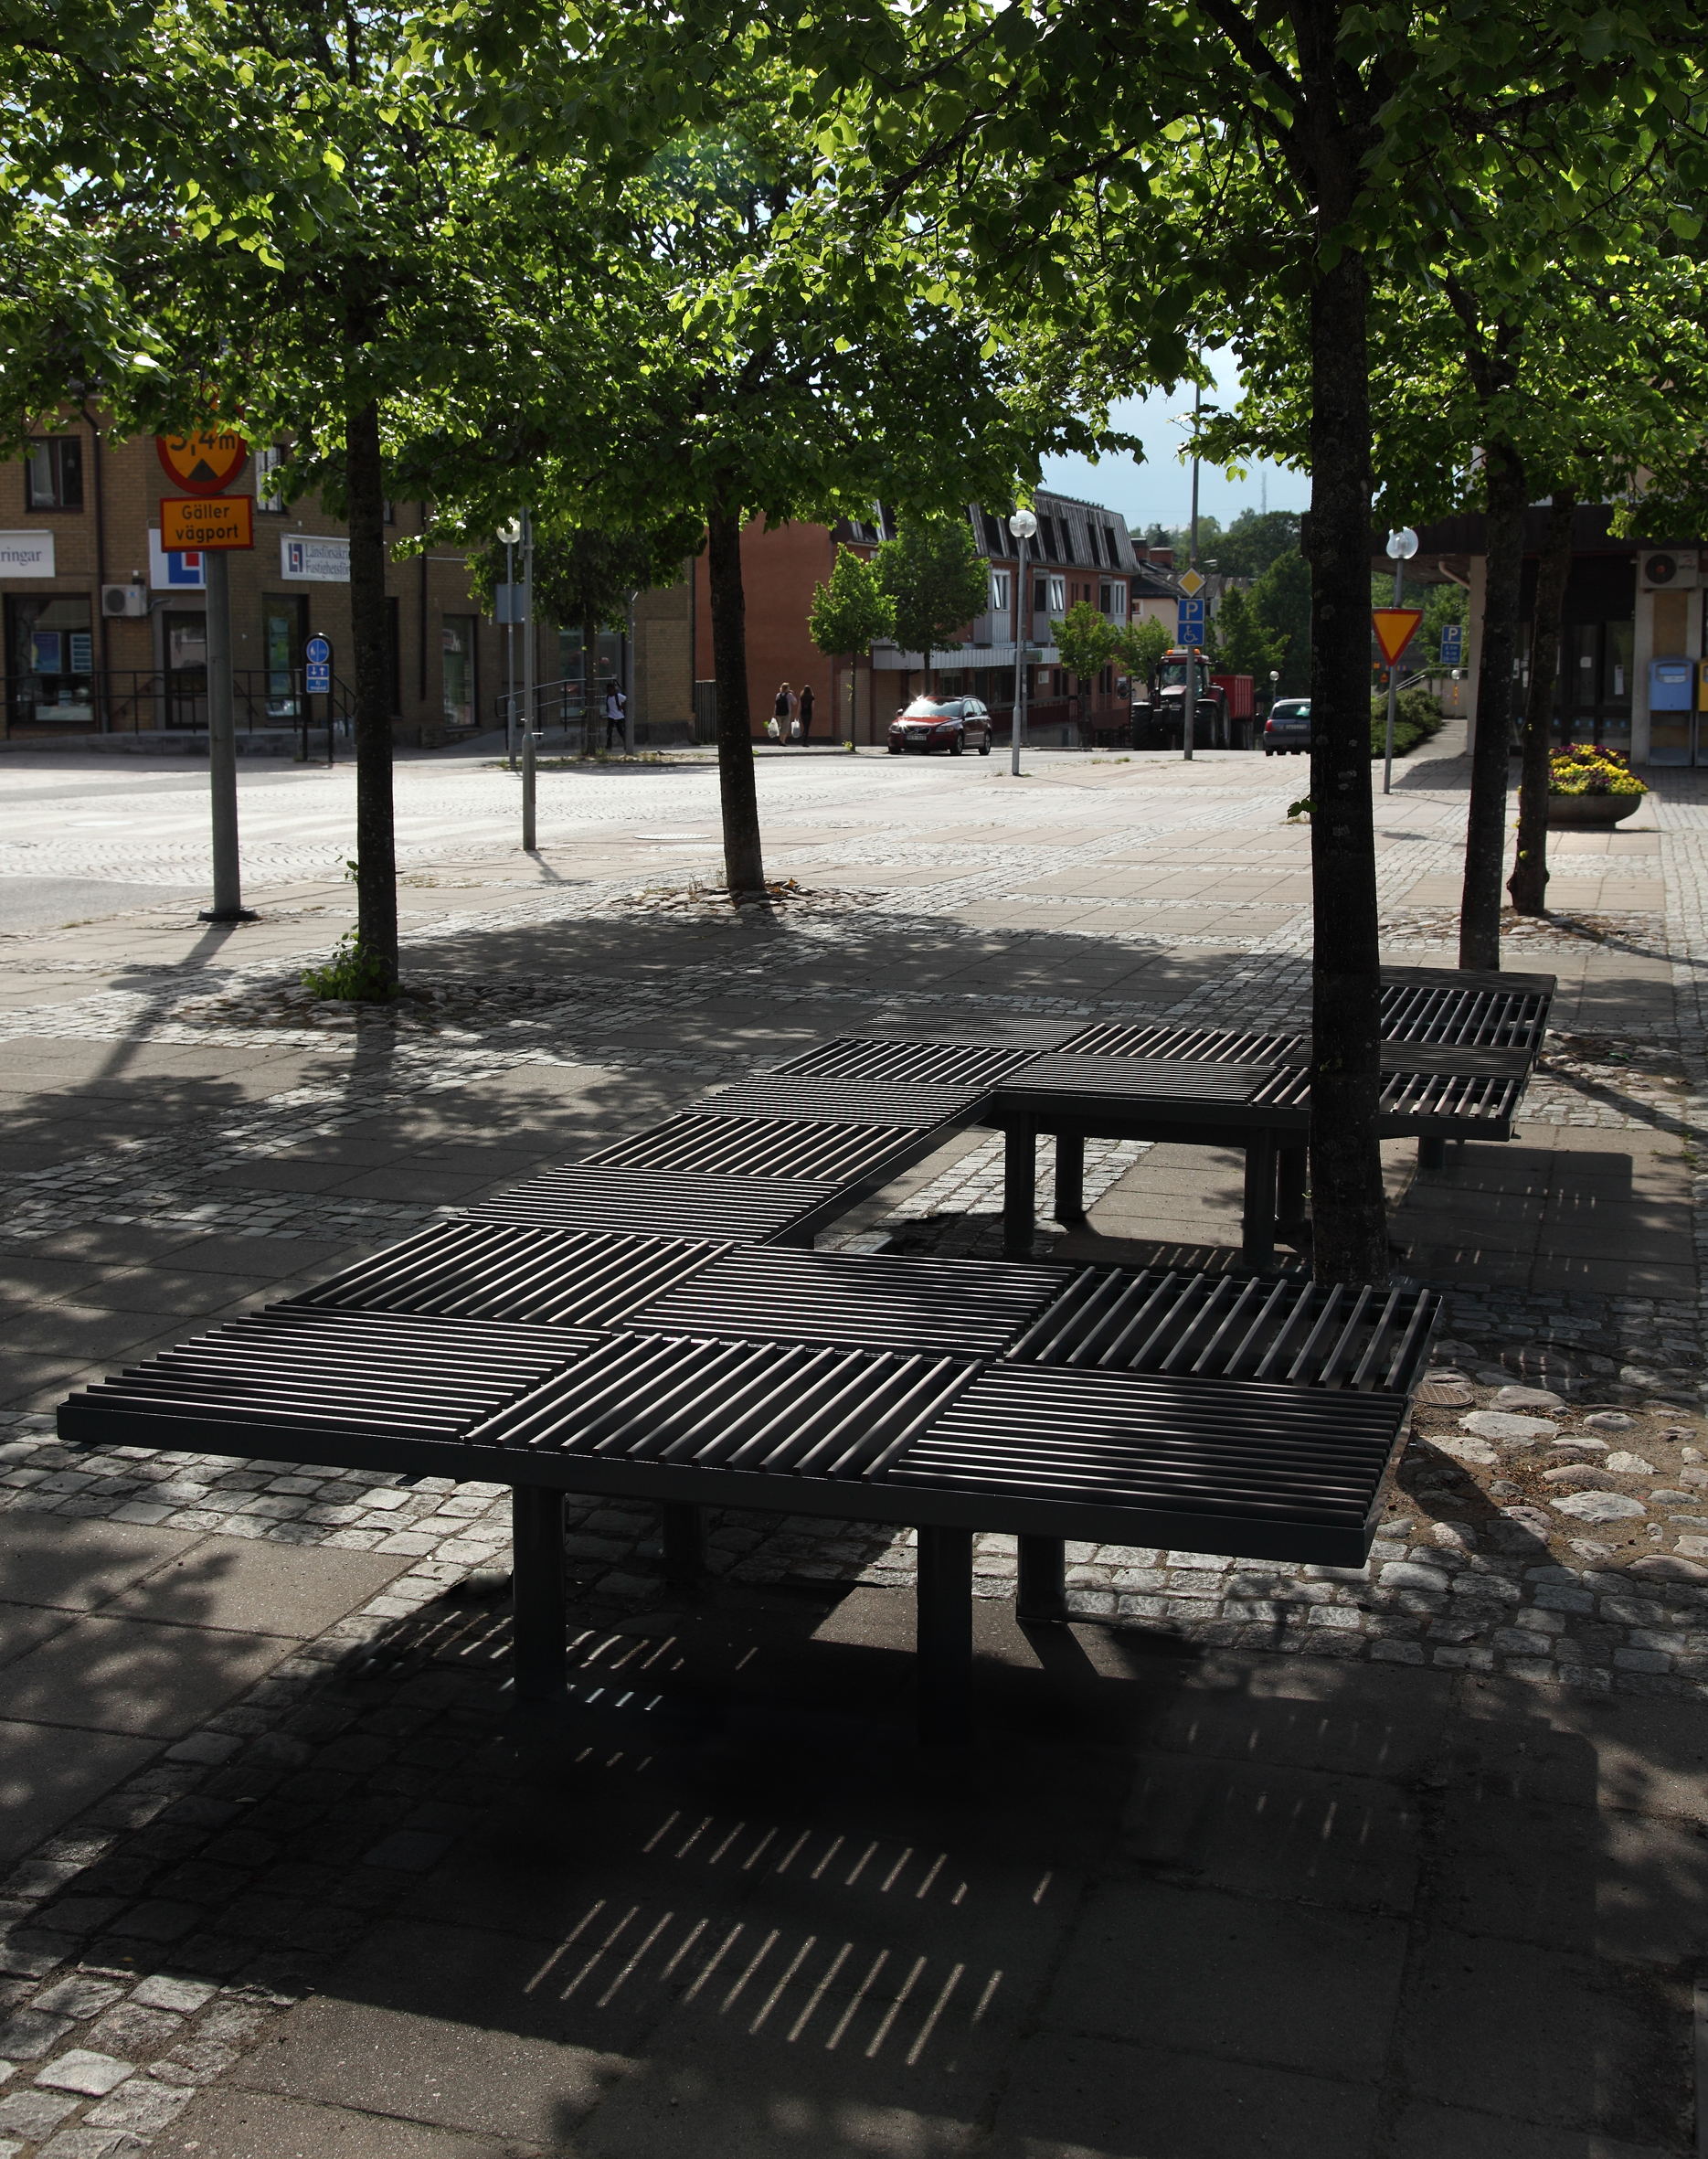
887;696;995;755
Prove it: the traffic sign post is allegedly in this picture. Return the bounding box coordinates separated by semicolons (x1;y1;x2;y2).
160;495;253;551
1378;529;1421;795
304;636;333;766
156;431;249;494
158;436;256;922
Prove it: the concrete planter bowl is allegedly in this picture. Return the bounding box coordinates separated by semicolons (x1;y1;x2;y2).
1546;791;1643;827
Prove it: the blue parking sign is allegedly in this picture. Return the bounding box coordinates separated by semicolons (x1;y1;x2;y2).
1439;622;1463;666
1178;599;1205;642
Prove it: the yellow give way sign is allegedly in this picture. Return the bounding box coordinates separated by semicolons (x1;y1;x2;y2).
156;431;249;494
161;495;254;550
1372;607;1424;665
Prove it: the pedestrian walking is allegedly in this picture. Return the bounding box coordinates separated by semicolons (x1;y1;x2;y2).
604;680;626;750
773;684;791;740
797;684;814;744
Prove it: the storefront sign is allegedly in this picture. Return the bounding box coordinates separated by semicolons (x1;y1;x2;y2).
281;535;350;583
0;531;56;577
149;529;205;590
161;495;254;550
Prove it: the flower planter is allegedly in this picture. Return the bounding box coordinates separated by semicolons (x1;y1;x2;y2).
1545;792;1642;827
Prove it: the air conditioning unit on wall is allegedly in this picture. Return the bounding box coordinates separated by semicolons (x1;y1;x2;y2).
1640;550;1698;591
101;583;147;617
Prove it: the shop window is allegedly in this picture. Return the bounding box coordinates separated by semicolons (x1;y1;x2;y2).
442;615;477;729
5;593;94;727
255;446;288;513
24;436;82;510
261;594;306;717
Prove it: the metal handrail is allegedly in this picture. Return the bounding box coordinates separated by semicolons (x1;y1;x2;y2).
3;668;356;748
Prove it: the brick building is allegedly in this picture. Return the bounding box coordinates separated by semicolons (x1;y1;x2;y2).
691;490;1178;746
0;420;697;749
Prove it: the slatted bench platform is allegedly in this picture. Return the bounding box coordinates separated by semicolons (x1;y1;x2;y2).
59;1254;1439;1741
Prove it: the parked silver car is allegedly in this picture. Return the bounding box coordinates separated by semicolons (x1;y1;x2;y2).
1263;697;1312;755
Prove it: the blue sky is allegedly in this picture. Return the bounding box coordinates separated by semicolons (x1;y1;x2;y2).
1038;348;1310;537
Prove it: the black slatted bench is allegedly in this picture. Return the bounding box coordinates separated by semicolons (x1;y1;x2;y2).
59;1252;1439;1742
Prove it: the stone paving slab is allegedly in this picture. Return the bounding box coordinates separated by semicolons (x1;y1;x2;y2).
2;750;1708;2155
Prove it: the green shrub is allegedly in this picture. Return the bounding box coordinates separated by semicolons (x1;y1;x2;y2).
301;931;397;1002
1369;686;1446;759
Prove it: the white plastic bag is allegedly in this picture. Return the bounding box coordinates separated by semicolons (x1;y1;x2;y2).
790;718;801;740
765;717;781;740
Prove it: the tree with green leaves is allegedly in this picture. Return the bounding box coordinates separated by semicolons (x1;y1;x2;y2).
809;545;894;739
778;0;1694;1279
1208;589;1285;683
408;58;1119;897
1215;511;1301;582
1119;614;1173;697
873;517;992;693
1053;599;1119;689
0;0;579;991
462;518;695;722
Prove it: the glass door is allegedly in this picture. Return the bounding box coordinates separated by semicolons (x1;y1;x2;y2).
261;594;305;718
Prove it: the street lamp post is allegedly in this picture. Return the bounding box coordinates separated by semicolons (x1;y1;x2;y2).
1007;508;1038;776
498;520;521;772
521;506;537;852
1383;526;1419;796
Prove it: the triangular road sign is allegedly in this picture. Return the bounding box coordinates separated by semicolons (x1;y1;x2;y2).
1372;607;1424;665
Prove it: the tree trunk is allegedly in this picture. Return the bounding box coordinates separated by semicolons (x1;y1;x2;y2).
705;501;765;894
1508;488;1574;915
345;393;398;986
1306;242;1388;1285
1459;444;1526;967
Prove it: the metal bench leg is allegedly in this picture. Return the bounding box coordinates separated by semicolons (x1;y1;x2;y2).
662;1501;704;1588
1003;1122;1037;1260
916;1526;973;1745
511;1486;567;1701
1276;1144;1308;1230
1054;1132;1086;1222
1241;1129;1278;1270
1016;1534;1067;1623
1417;1137;1446;1172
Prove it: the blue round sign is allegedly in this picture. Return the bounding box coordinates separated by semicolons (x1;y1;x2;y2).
305;635;331;665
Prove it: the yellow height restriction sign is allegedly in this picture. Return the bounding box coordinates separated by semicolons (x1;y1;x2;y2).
156;431;248;494
161;495;254;550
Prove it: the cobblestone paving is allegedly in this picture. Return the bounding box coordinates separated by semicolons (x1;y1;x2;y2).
0;751;1703;2155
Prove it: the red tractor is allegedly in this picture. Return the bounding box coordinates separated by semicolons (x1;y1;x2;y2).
1133;649;1255;750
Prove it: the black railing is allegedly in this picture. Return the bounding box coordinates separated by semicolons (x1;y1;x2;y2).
492;675;599;751
3;669;356;754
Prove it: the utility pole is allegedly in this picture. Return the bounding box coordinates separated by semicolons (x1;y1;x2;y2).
521;507;536;851
1183;377;1201;764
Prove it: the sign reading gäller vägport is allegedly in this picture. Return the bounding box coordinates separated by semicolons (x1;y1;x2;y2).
160;495;254;551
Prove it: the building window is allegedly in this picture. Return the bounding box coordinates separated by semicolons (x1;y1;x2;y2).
1103;526;1119;564
442;615;477;729
990;569;1011;612
24;437;82;510
255;446;288;513
1100;580;1129;620
5;593;94;729
1047;576;1066;614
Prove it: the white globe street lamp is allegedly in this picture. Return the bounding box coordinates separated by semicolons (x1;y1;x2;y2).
1380;527;1420;794
1007;510;1038;772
